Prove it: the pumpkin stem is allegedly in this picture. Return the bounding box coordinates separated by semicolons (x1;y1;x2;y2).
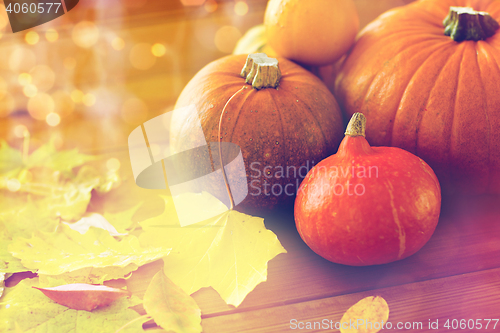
443;6;499;42
345;113;366;137
241;53;281;90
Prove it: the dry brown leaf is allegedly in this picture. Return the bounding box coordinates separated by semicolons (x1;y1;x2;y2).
340;296;389;333
33;283;131;311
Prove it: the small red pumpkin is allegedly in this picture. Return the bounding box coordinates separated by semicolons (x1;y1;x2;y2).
171;54;344;212
334;0;500;194
295;113;441;266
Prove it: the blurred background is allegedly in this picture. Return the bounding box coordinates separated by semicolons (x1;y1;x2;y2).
0;0;413;154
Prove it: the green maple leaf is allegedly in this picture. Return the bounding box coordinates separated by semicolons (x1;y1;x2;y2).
144;270;202;333
139;192;287;307
8;224;171;276
0;277;145;333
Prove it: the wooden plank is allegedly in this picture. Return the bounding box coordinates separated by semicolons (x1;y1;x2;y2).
200;267;500;332
122;192;500;317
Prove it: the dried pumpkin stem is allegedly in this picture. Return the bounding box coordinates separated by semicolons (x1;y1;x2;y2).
345;113;366;137
443;6;499;42
241;53;281;90
218;85;247;210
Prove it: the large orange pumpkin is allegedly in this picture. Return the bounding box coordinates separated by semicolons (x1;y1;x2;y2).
171;54;344;212
335;0;500;194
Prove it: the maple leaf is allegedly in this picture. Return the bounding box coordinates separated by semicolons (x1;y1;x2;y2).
340;296;390;333
33;283;131;311
63;213;128;236
144;270;202;333
8;224;171;276
139;192;287;307
0;277;145;333
38;265;138;285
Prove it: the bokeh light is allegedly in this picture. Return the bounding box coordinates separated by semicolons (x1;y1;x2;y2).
151;43;166;57
181;0;205;6
23;84;38;98
234;1;249;16
64;57;77;70
106;158;121;171
7;179;21;192
71;89;84;103
9;47;37;72
204;0;217;13
120;97;148;125
112;37;125;50
214;26;242;53
72;21;100;48
25;31;40;45
129;43;156;70
0;93;15;118
18;73;32;86
30;65;55;92
45;29;59;42
28;93;55;120
82;93;96;106
13;125;28;138
46;112;61;126
52;90;75;117
0;5;8;30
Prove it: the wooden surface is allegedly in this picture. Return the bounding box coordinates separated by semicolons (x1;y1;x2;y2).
1;0;500;332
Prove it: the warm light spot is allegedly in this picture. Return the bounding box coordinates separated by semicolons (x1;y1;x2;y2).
52;90;75;117
25;31;40;45
72;21;100;48
106;158;121;171
0;5;8;30
18;73;32;86
23;84;38;98
46;112;61;126
30;65;55;92
234;1;249;16
82;93;96;106
28;93;55;120
45;29;59;42
214;26;242;53
9;47;36;72
13;125;28;138
0;93;15;118
7;179;21;192
151;43;166;57
129;43;156;70
111;37;125;50
204;0;217;13
181;0;205;6
52;133;64;149
120;97;148;125
64;57;77;70
71;89;84;103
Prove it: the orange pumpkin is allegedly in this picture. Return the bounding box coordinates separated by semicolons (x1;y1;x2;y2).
335;0;500;194
171;54;344;213
264;0;359;66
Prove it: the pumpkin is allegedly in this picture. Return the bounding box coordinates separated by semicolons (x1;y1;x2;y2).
294;113;441;266
171;54;344;213
334;0;500;194
264;0;359;66
233;24;277;57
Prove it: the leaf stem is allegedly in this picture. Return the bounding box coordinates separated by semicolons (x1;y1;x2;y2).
114;314;152;333
218;85;246;211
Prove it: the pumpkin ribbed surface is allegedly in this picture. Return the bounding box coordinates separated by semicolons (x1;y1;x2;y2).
172;54;344;211
335;0;500;194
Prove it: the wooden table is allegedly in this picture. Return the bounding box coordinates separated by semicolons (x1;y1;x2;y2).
1;0;500;332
